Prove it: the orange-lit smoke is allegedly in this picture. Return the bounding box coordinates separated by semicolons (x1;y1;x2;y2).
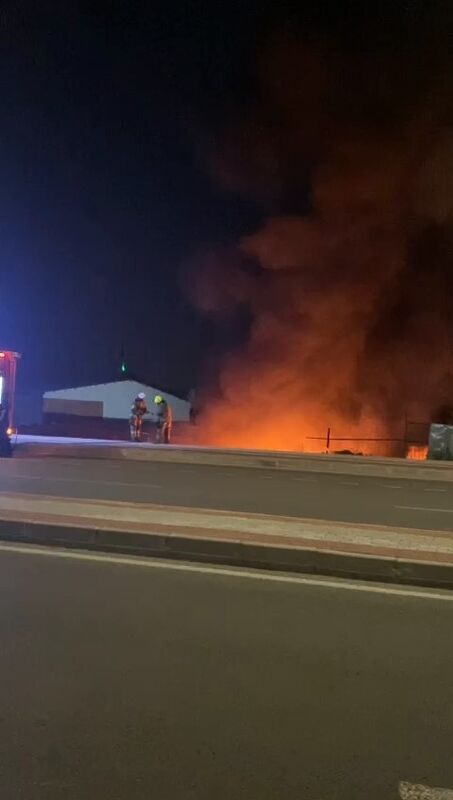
187;29;453;454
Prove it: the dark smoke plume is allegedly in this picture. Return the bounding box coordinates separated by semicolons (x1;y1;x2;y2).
188;8;453;452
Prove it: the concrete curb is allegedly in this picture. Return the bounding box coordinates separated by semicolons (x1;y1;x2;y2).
1;516;453;590
14;437;453;482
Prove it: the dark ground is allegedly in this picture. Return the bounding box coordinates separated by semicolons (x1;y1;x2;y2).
0;545;452;799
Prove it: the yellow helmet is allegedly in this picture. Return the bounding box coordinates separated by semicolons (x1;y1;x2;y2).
154;395;163;404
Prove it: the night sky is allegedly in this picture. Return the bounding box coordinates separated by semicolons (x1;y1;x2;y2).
2;2;452;423
2;1;267;397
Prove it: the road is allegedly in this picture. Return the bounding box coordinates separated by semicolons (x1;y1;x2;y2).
1;456;453;531
0;543;452;799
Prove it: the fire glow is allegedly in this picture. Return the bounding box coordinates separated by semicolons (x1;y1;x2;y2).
406;445;428;461
187;35;453;456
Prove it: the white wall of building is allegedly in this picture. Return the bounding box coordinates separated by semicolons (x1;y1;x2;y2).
43;380;191;422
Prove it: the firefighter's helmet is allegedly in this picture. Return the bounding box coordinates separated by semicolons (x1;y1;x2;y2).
137;392;146;400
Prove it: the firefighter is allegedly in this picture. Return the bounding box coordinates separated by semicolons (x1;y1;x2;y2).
154;395;172;444
129;392;148;442
0;402;12;457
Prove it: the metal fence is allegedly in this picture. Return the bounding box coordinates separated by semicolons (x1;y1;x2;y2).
305;420;430;458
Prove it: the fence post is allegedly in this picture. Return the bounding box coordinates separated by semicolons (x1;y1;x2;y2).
326;427;331;453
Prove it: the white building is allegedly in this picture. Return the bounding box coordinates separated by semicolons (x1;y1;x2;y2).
43;379;191;422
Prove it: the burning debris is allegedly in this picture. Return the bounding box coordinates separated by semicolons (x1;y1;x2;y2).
187;10;453;454
406;445;428;461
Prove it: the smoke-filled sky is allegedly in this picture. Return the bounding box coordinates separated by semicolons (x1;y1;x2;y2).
186;1;453;450
2;2;453;443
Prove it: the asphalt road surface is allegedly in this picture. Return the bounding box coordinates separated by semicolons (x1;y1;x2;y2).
1;457;453;531
0;543;452;799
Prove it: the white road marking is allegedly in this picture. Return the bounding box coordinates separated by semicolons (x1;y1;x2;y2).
290;476;318;483
0;542;452;602
395;505;453;514
377;484;402;490
424;488;447;493
399;781;453;798
3;473;163;491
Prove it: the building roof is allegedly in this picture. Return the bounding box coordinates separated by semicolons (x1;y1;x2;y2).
45;373;189;402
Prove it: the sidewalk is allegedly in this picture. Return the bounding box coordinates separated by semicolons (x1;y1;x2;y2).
14;435;453;482
1;492;453;588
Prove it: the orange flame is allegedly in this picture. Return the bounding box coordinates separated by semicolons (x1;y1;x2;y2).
406;444;428;461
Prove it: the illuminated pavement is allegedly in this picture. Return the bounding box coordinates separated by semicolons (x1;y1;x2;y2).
1;456;453;531
0;543;452;799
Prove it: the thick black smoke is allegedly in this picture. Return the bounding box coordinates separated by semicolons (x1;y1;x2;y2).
188;7;453;451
